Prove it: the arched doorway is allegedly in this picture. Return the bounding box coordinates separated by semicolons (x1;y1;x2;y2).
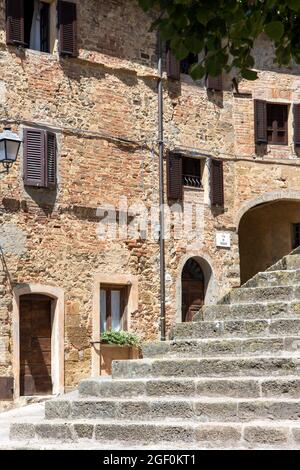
19;294;53;396
181;258;205;322
239;199;300;284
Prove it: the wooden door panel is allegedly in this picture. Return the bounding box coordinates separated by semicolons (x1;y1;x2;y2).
20;296;52;396
182;280;204;323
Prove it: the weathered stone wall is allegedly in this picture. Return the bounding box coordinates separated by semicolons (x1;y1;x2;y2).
0;0;300;402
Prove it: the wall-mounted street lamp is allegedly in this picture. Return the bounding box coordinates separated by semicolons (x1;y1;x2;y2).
0;127;22;174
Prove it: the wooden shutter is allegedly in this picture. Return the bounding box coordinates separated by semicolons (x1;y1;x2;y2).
23;129;46;187
294;104;300;146
6;0;24;46
211;159;224;206
206;75;223;91
58;0;77;57
46;132;57;188
254;99;267;144
0;377;14;400
167;152;182;200
166;48;180;80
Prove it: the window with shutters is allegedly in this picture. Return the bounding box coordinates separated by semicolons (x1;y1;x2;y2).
23;128;57;189
292;223;300;249
266;103;288;145
182;157;202;189
210;159;224;207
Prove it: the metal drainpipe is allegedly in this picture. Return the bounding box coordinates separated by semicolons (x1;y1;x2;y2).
157;33;166;341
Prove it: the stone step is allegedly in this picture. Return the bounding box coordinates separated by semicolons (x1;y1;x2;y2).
142;336;300;358
111;356;300;380
171;318;300;340
44;396;300;423
195;302;300;322
223;286;300;305
9;418;300;448
79;376;300;399
243;270;300;288
286;255;300;270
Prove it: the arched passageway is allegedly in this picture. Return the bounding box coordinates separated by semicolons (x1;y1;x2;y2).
239;200;300;284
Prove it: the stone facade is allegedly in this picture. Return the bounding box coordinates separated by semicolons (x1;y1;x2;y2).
0;0;300;406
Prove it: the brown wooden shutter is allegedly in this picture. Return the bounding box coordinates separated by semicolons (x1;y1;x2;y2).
0;377;14;400
6;0;25;46
294;104;300;146
211;159;224;206
206;75;223;91
46;132;57;188
167;152;182;200
23;128;46;187
254;99;267;144
166;48;180;80
58;0;77;58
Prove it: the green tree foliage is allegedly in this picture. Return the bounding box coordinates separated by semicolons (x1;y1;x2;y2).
138;0;300;80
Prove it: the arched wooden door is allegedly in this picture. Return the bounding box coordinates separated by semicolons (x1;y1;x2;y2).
20;294;53;396
182;259;205;322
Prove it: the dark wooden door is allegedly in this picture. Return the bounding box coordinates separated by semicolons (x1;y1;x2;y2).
20;295;52;396
182;280;204;322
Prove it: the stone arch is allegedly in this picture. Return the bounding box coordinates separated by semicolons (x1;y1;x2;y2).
12;284;64;399
235;190;300;230
175;253;218;323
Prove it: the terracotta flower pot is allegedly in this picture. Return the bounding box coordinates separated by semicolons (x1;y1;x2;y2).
100;343;141;375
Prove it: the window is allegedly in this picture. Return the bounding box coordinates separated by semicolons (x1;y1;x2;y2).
6;0;77;57
267;103;288;145
23;128;57;188
293;223;300;249
182;157;202;188
100;285;128;333
180;53;198;75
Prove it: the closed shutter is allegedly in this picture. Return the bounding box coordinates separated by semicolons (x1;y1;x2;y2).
46;132;57;187
6;0;25;46
167;152;182;200
23;129;46;187
23;129;57;188
211;159;224;207
0;377;14;400
254;100;267;144
57;0;77;57
166;48;180;80
206;75;222;91
293;104;300;146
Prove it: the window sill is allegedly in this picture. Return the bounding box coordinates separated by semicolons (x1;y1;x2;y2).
183;185;204;192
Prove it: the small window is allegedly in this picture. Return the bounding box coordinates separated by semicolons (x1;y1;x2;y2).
180;53;198;75
182;157;202;189
24;0;50;53
267;103;288;145
292;223;300;249
100;285;128;333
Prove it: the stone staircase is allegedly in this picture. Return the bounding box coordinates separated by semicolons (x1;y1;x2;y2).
7;249;300;449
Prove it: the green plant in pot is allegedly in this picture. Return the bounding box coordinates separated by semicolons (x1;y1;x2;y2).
100;329;141;348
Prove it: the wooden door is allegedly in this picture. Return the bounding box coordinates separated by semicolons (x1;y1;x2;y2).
20;295;52;396
182;280;204;322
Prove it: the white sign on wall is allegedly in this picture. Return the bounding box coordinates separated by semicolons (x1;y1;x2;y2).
216;232;231;248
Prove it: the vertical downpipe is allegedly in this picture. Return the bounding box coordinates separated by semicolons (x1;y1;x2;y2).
158;33;166;341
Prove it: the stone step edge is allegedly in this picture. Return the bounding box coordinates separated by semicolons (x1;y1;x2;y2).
9;419;300;447
145;334;300;344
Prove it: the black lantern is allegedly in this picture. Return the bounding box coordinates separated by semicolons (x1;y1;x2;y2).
0;127;22;173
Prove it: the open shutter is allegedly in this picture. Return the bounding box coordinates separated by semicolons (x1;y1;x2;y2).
46;132;57;188
57;0;77;57
6;0;25;46
254;100;267;144
211;159;224;207
166;48;180;80
167;152;182;200
23;128;46;187
206;75;222;91
294;104;300;147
